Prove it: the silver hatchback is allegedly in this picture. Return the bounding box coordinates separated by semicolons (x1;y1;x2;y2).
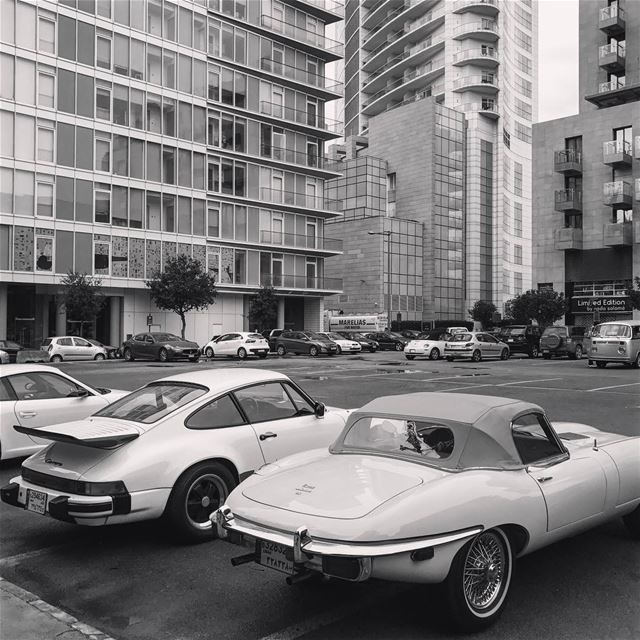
41;337;108;362
444;332;510;362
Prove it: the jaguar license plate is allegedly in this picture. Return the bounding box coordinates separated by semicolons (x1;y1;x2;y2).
258;540;294;574
26;488;47;515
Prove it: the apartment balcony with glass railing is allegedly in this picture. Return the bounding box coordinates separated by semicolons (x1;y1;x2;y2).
259;58;343;98
599;77;626;93
599;42;625;72
289;0;345;22
554;149;582;175
603;222;633;246
259;101;342;139
259;187;342;213
554;189;582;212
459;100;499;119
452;19;499;41
554;227;583;252
452;47;499;67
453;0;499;16
259;230;343;253
260;15;343;60
258;145;340;174
260;274;343;292
603;181;633;209
599;1;625;35
603;139;632;167
452;73;499;93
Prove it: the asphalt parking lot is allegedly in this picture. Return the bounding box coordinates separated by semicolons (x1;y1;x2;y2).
1;353;639;640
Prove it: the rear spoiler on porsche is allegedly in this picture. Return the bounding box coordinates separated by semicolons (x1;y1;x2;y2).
13;424;139;449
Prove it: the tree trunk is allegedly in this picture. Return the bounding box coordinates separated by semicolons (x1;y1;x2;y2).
180;313;186;339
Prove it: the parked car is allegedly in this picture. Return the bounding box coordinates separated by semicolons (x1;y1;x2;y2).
0;340;24;363
399;329;422;339
317;332;361;354
364;332;408;351
337;332;379;353
215;392;640;632
122;332;200;362
274;331;339;357
446;326;469;335
498;325;541;358
1;369;352;542
202;332;269;360
41;337;108;362
0;364;127;460
87;339;121;359
540;325;586;360
586;320;640;368
0;349;9;364
445;332;510;362
404;330;452;360
264;329;284;352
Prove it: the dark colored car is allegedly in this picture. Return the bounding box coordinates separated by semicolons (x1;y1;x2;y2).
87;339;121;359
264;329;284;352
274;330;339;357
540;325;586;360
400;329;422;339
0;340;24;363
498;325;541;358
337;331;379;353
364;332;409;351
122;332;200;362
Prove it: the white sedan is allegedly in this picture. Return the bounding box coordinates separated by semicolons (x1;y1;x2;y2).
202;332;270;360
404;330;452;360
0;364;127;460
1;369;351;542
317;332;362;354
216;392;640;632
445;331;510;362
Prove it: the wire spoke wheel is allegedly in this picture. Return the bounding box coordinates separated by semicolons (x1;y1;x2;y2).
463;532;507;612
184;474;227;530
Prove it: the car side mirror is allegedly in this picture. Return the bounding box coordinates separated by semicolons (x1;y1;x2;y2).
68;388;89;398
315;402;325;418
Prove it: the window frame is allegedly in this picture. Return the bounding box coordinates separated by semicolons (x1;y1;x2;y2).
511;412;568;467
184;392;247;431
231;381;300;424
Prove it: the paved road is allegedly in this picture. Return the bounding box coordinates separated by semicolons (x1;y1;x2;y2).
1;354;639;640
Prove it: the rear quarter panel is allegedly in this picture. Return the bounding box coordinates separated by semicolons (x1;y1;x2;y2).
602;439;640;507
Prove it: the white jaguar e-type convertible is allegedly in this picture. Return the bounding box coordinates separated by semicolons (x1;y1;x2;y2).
215;392;640;632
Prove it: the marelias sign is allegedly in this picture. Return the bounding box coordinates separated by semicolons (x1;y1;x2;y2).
571;296;631;313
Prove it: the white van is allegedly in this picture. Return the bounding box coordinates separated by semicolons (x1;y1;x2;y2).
587;320;640;368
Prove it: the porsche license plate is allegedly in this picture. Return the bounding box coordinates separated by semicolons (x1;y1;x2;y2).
258;541;294;574
26;489;47;515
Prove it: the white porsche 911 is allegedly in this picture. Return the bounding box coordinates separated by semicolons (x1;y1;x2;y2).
1;369;351;542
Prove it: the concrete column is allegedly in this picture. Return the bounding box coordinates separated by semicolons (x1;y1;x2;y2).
110;296;121;346
0;283;7;340
277;298;285;328
55;303;66;336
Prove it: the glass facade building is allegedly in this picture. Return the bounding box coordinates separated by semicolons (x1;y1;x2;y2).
0;0;344;347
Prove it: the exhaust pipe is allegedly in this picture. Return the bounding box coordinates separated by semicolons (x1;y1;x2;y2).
231;552;257;567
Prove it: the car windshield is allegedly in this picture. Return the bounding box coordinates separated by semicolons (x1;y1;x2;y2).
501;327;526;336
451;333;473;341
342;416;455;464
94;382;207;424
598;324;631;338
86;339;103;347
326;332;344;340
153;333;181;342
542;327;567;337
1;341;22;349
248;333;265;340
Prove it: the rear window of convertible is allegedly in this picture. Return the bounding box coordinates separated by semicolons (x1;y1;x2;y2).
94;382;207;424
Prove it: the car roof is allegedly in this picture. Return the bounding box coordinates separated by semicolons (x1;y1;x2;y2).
598;320;640;326
156;368;289;391
1;364;62;376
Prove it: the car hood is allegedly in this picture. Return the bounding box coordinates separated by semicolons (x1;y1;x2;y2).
241;454;442;520
164;340;199;348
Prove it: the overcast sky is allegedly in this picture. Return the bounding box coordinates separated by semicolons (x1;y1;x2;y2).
537;0;579;122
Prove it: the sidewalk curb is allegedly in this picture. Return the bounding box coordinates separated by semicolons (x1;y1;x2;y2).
0;577;117;640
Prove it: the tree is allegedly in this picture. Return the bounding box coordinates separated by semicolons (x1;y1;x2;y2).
627;277;640;311
468;300;497;329
146;255;217;339
58;271;105;337
248;286;278;332
504;289;567;328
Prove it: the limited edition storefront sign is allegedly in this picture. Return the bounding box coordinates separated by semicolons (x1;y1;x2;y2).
571;296;631;313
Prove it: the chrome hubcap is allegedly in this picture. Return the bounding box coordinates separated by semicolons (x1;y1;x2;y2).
463;532;506;611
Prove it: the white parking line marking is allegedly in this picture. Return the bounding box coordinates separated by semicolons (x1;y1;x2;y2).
498;377;563;386
586;381;640;392
440;384;495;392
0;544;71;567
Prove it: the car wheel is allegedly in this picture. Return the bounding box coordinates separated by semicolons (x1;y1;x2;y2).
123;348;134;362
237;347;248;360
276;345;286;357
158;348;168;362
500;348;509;361
632;352;640;369
165;462;236;544
529;346;539;359
622;504;640;539
471;350;482;363
50;354;63;363
444;528;513;632
94;353;106;361
430;348;440;361
394;342;403;351
309;346;319;357
205;347;214;358
405;355;416;360
573;345;583;360
369;347;377;353
336;346;342;355
595;361;607;369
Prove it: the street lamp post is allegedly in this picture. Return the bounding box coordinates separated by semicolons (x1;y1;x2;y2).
368;230;393;331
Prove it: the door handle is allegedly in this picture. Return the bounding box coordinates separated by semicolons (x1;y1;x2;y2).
19;411;37;418
259;432;277;441
537;476;553;483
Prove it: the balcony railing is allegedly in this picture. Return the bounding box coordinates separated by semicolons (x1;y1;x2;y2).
363;0;426;40
260;274;343;291
603;139;632;166
259;58;343;94
599;42;626;58
599;42;626;72
599;2;625;35
363;29;405;61
260;15;343;57
554;227;583;251
259;187;342;212
454;0;499;12
259;230;343;252
453;19;499;39
298;0;344;17
459;100;499;117
362;61;444;107
554;189;582;212
259;144;333;171
259;101;342;135
603;180;633;208
600;2;623;21
452;73;498;91
603;222;633;247
554;149;582;175
599;78;625;93
452;47;498;65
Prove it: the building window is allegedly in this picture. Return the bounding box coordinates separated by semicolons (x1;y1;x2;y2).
35;236;53;272
37;126;54;163
96;33;112;69
94;241;110;275
514;272;523;294
38;17;56;54
178;196;192;234
95;186;111;224
96;84;111;120
38;71;55;108
503;128;510;148
36;182;54;217
514;244;523;265
95;136;110;172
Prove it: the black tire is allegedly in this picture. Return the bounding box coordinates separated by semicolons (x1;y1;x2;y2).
430;348;440;361
394;342;403;351
189;355;200;363
405;355;416;360
94;353;105;361
444;528;513;633
471;350;482;363
309;346;319;357
164;462;236;544
632;352;640;369
573;345;583;360
622;504;640;539
596;361;607;369
500;348;509;361
158;348;168;362
237;347;247;360
542;353;551;360
205;347;214;358
336;346;342;355
276;345;286;357
258;353;268;359
123;348;134;362
369;347;377;353
446;356;454;362
50;354;63;363
529;346;539;359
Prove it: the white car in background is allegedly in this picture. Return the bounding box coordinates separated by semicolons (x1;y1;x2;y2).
317;332;362;354
203;332;270;360
41;337;108;362
0;350;9;365
0;365;127;460
1;369;351;542
404;330;452;361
